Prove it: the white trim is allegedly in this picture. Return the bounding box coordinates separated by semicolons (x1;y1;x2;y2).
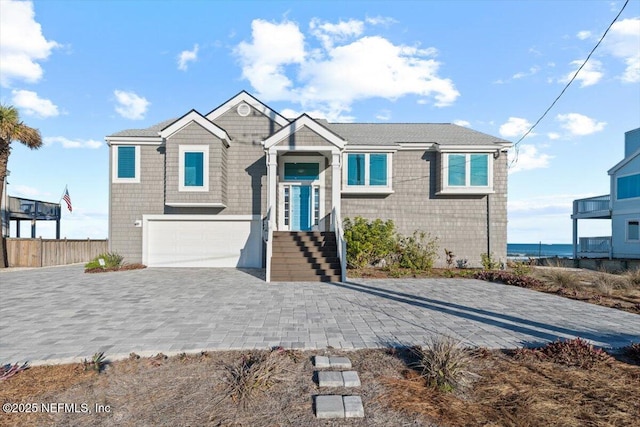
342;152;393;192
179;145;210;192
345;145;399;151
263;115;346;150
269;145;340;154
206;91;290;127
438;152;494;195
160;110;230;145
164;202;227;207
608;147;640;175
106;137;163;145
437;144;511;152
112;145;140;183
397;143;435;150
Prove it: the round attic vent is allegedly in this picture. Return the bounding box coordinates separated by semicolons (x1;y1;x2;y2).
237;103;251;117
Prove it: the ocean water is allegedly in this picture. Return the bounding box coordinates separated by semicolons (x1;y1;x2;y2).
507;243;574;259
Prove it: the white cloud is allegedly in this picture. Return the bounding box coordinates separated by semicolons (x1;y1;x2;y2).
577;30;592;40
177;44;199;71
235;18;459;121
547;132;560;140
11;89;59;118
375;109;391;121
556;113;606;135
499;117;533;138
561;59;603;87
0;0;59;87
44;136;102;149
601;17;640;83
512;66;540;80
365;16;398;26
453;120;470;127
113;90;150;120
508;144;553;173
11;184;50;198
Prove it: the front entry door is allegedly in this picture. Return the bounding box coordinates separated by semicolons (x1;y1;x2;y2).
290;185;312;231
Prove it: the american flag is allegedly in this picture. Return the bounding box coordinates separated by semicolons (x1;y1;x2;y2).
63;187;72;213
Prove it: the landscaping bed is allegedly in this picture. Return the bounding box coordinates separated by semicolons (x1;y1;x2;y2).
1;344;638;426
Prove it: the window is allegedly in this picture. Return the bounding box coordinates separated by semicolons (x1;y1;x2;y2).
440;152;493;194
179;145;209;191
344;153;392;192
112;145;140;183
617;174;640;200
283;163;320;181
628;220;640;242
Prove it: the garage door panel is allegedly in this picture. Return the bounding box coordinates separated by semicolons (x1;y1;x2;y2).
145;218;262;268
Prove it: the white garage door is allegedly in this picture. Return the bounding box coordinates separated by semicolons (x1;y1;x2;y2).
143;215;262;268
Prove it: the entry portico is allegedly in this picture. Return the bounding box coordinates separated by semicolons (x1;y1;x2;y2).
262;115;347;282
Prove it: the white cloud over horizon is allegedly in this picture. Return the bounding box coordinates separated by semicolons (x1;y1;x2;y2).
234;18;459;121
11;89;59;118
113;90;150;120
0;0;59;87
556;112;606;135
44;136;102;149
561;59;604;87
177;44;199;71
601;17;640;83
453;119;470;127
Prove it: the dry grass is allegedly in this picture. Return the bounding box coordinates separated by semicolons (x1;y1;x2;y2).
414;336;478;392
1;348;638;427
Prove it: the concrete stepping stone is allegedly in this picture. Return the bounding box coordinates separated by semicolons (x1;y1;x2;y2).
315;395;344;419
315;395;364;419
343;396;365;418
313;355;352;369
317;370;361;387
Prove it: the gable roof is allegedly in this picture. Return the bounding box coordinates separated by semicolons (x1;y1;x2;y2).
263;114;346;149
324;122;511;147
159;109;230;145
107;118;176;138
205;90;290;127
608;147;640;175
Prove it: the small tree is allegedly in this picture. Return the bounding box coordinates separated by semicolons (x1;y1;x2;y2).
0;105;43;267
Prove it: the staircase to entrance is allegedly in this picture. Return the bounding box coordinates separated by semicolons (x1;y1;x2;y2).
271;231;341;282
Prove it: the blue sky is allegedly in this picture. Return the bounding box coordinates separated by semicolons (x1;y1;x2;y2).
1;0;639;243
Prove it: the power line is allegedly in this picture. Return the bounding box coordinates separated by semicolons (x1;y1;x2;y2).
509;0;630;169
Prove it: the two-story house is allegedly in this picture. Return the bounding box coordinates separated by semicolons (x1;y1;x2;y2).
572;128;640;259
106;91;512;281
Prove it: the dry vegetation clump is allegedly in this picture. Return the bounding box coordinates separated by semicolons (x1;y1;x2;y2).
622;342;640;364
623;268;640;288
513;338;614;369
541;268;582;289
414;336;478;392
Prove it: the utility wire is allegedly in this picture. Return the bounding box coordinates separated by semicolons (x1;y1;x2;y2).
509;0;630;169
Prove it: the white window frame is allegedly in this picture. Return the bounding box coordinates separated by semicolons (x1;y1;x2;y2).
626;219;640;242
112;145;140;183
342;152;393;194
277;155;325;231
179;145;209;192
439;152;494;195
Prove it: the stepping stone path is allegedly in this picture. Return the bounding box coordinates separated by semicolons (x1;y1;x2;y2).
313;355;365;419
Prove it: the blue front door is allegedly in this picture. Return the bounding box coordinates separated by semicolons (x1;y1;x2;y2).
290;185;312;231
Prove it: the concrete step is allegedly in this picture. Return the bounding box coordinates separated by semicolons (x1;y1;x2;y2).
314;356;352;369
317;371;361;387
315;395;364;419
270;273;341;282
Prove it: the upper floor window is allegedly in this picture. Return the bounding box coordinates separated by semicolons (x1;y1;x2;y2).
617;173;640;200
343;153;392;193
112;145;140;183
440;152;493;194
179;145;209;192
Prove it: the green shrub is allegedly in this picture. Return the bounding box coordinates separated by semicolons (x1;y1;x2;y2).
343;217;397;268
508;260;532;277
480;252;499;270
85;252;123;270
415;336;477;392
397;231;439;271
474;270;543;289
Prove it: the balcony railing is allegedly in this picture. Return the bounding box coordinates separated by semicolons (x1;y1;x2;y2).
572;195;611;219
578;236;611;258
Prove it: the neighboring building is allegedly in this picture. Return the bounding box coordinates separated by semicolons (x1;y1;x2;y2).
572;128;640;259
106;91;512;281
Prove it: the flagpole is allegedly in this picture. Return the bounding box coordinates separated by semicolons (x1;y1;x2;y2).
59;185;67;203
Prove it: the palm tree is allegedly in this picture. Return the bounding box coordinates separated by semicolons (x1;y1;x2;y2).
0;105;43;267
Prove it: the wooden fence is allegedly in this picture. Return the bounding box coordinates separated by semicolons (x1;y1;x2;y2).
6;238;109;267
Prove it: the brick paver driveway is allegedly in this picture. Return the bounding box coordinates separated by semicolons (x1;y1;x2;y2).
1;265;639;364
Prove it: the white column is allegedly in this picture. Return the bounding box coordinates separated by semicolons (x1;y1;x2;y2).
331;151;341;231
265;150;277;282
